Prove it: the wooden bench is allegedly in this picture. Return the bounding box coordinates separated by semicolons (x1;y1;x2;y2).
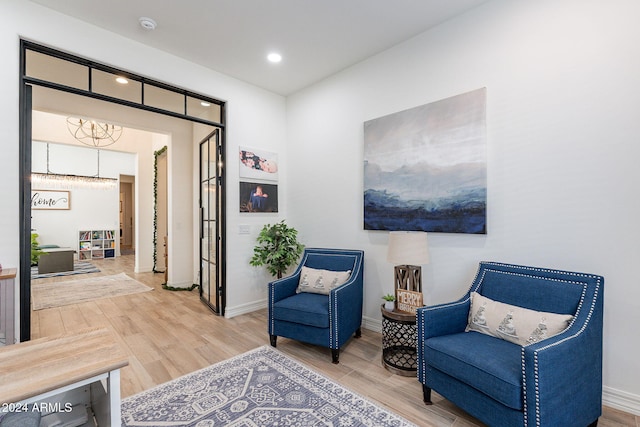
0;328;128;426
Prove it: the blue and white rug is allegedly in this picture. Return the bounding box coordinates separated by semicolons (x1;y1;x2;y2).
122;345;416;427
31;261;100;280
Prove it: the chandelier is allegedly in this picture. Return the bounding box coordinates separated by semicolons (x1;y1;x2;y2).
31;143;117;190
66;117;123;147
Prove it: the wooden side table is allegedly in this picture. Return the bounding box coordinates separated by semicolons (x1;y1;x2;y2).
381;304;417;376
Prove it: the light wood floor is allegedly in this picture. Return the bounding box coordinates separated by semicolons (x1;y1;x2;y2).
31;255;638;427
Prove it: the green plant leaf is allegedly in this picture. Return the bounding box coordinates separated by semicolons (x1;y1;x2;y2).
250;220;304;278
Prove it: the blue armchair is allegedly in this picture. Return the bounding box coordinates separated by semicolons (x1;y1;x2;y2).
417;262;604;427
268;248;364;363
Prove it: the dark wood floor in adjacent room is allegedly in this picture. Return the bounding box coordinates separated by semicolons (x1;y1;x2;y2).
31;255;638;426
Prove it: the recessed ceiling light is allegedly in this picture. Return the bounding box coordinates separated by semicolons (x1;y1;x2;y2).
200;101;211;107
267;53;282;63
115;77;128;84
139;17;157;31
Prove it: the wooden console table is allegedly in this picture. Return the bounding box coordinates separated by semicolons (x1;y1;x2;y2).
0;328;128;426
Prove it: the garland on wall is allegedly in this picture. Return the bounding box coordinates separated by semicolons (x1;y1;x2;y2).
152;145;199;292
152;146;167;275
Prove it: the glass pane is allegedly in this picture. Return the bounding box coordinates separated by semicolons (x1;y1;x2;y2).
209;262;216;299
187;96;222;122
200;141;208;182
209;137;217;180
201;259;209;299
201;183;209;221
208;231;216;263
144;84;184;114
201;227;208;262
92;69;141;103
208;184;216;222
25;50;88;91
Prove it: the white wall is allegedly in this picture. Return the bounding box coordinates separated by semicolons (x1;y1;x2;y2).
0;0;287;329
30;108;159;273
286;0;640;414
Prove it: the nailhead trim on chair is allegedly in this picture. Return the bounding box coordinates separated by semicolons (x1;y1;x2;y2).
420;262;601;427
482;262;600;427
329;253;363;349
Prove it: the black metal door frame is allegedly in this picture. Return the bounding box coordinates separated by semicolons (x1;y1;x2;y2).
199;129;225;315
18;41;226;341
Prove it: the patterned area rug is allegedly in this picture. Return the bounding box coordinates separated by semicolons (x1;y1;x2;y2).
122;346;416;427
31;261;100;280
31;272;153;310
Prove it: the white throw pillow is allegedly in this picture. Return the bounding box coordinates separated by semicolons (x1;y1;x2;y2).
296;266;351;295
466;292;573;346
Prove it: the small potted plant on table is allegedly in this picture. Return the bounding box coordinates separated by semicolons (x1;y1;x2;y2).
382;293;395;311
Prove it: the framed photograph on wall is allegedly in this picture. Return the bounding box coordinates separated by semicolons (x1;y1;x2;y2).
239;147;279;182
31;190;71;210
239;181;278;213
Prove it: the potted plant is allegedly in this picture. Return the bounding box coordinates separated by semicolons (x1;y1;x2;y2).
250;220;304;279
382;293;395;311
31;232;44;266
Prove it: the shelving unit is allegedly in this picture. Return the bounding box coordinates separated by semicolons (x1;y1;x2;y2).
78;229;116;260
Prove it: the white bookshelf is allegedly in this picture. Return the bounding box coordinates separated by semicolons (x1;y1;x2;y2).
78;229;116;260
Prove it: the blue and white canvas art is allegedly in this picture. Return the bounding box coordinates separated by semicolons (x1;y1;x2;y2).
364;88;487;234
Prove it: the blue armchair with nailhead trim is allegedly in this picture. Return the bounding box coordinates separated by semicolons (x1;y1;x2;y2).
417;262;604;427
268;248;364;364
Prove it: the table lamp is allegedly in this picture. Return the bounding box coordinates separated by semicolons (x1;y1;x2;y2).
386;231;429;292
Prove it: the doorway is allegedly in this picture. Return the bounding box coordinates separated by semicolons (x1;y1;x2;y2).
19;41;226;340
119;176;135;255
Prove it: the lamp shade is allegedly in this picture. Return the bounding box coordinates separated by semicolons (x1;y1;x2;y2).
386;231;429;266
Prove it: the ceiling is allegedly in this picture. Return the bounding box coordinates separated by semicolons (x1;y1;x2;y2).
28;0;489;96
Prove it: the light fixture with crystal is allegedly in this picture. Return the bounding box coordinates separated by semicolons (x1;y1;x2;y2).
31;143;117;190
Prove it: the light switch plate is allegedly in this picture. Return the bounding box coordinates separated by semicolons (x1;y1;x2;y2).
239;224;250;235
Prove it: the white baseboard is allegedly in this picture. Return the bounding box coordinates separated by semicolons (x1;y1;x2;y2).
361;316;640;416
362;315;382;333
225;299;267;318
223;305;640;416
603;386;640;416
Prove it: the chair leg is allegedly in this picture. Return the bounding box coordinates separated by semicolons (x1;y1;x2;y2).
587;420;598;427
423;385;433;405
270;335;277;347
331;349;340;364
355;327;362;338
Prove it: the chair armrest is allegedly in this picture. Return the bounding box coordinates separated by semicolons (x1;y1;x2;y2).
268;274;300;304
417;298;470;340
521;324;602;426
329;275;363;349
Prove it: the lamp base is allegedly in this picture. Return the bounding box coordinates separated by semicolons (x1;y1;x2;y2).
394;265;422;292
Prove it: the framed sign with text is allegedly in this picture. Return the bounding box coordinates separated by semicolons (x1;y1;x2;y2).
31;190;70;210
395;288;424;314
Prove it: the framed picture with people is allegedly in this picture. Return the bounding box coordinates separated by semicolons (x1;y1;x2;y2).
239;147;278;182
239;182;278;213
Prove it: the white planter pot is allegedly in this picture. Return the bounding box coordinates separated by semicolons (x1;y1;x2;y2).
384;301;395;311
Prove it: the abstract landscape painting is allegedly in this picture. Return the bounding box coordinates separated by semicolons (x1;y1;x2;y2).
364;88;487;234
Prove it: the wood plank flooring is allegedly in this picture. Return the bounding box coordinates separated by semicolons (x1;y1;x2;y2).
31;255;638;426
